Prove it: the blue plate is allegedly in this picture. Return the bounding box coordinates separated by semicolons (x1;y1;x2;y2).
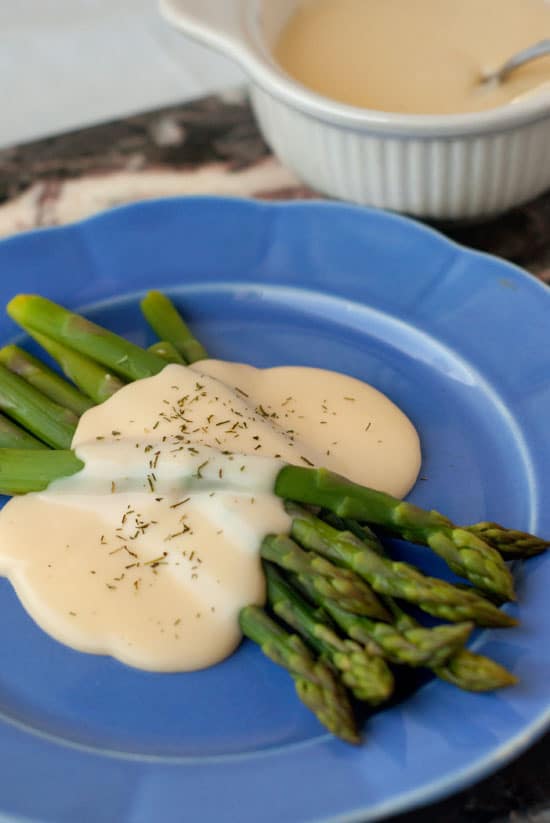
0;197;548;823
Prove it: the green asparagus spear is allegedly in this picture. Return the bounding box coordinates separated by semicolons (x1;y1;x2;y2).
287;504;516;628
434;648;518;690
275;466;514;601
340;509;542;564
7;295;166;382
265;563;394;704
147;340;186;365
322;512;385;552
23;330;125;404
140;291;208;363
0;344;93;416
261;534;391;621
326;495;548;563
239;605;359;743
466;521;550;558
387;595;517;690
0;448;83;494
0;413;45;450
295;573;473;668
0;364;77;449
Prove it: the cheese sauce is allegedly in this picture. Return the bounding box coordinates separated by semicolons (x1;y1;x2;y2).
275;0;550;115
0;362;420;671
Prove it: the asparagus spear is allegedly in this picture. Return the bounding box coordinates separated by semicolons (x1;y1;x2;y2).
0;364;78;449
266;563;394;704
434;648;518;690
261;534;391;621
140;291;208;364
295;574;473;668
239;605;359;743
0;448;83;495
147;340;186;365
466;521;550;558
298;478;547;564
0;345;93;416
23;330;125;405
388;595;517;690
7;295;166;382
275;466;515;601
0;413;45;450
286;504;516;628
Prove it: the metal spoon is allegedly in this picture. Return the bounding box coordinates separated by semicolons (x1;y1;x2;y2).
481;39;550;85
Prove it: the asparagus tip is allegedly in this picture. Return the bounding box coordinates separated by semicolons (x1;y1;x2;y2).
6;294;31;319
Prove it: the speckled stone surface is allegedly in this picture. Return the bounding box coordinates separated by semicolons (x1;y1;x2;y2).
0;91;549;822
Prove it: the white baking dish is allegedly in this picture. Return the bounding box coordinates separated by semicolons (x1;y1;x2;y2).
159;0;550;220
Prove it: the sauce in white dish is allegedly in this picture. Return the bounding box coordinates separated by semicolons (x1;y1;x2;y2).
275;0;550;115
0;362;420;671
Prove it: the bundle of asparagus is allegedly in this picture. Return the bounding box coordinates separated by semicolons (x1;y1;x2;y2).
0;290;545;744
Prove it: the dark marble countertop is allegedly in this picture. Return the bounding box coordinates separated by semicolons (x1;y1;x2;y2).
0;92;549;823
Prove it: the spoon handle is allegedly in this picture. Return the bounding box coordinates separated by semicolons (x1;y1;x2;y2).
492;38;550;82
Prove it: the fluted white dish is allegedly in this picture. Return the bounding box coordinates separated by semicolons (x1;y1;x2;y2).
159;0;550;219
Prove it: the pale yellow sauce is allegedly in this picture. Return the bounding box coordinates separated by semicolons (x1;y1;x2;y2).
275;0;550;114
0;362;420;671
